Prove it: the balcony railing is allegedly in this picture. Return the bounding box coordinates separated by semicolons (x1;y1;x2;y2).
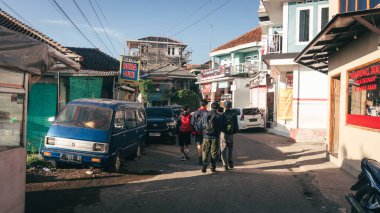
266;34;282;54
231;61;268;77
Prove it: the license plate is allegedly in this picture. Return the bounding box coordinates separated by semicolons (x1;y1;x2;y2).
60;154;82;162
149;132;161;136
249;118;257;122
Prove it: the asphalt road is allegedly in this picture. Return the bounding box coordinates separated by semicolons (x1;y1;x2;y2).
26;132;342;213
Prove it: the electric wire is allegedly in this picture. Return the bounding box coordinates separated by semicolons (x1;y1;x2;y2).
72;0;115;57
89;0;123;49
163;0;214;35
0;0;32;26
171;0;231;37
50;0;97;48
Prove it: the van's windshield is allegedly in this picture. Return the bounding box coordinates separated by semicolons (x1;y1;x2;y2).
55;104;112;131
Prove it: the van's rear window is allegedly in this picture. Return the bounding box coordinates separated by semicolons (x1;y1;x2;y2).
146;108;172;118
55;105;112;131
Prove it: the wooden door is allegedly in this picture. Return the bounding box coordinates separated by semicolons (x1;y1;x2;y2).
329;75;341;156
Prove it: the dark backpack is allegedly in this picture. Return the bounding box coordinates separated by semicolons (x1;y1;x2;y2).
203;113;217;135
194;110;206;132
225;112;235;135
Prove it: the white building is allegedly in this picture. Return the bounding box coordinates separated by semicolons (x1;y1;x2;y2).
259;0;330;142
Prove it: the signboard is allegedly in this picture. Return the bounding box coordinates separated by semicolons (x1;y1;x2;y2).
201;65;231;79
278;88;293;120
348;62;380;92
218;81;229;89
260;35;268;55
119;61;140;83
250;73;266;88
202;84;211;93
286;72;293;88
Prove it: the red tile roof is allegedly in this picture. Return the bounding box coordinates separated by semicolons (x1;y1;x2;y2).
212;27;262;52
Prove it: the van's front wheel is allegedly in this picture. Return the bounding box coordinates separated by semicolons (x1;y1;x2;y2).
108;152;122;173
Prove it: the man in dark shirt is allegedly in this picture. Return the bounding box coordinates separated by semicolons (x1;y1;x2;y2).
220;101;239;170
201;102;224;173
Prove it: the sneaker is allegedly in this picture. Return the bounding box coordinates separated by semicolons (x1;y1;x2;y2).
210;168;217;173
201;164;207;173
228;161;234;169
184;152;190;160
181;155;186;161
224;165;228;171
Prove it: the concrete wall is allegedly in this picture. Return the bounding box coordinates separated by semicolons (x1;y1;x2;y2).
0;148;26;213
287;1;329;53
232;78;251;108
328;32;380;175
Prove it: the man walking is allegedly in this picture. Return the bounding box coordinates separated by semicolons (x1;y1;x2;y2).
177;105;192;160
220;101;239;170
191;99;208;165
201;102;224;173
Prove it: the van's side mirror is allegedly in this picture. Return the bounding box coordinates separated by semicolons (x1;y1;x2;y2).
114;123;123;131
48;117;55;122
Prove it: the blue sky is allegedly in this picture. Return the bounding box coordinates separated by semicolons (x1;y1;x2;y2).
2;0;259;63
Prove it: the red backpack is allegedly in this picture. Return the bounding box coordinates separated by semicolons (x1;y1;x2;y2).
180;114;192;133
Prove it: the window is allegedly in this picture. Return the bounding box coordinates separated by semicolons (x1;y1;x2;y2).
340;0;380;12
114;110;125;131
172;48;175;55
320;7;329;30
125;109;137;129
296;7;312;44
0;93;24;149
370;0;380;8
136;109;146;126
340;0;347;12
347;60;380;129
299;9;310;42
168;47;171;55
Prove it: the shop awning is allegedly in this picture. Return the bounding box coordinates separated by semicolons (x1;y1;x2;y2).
295;8;380;74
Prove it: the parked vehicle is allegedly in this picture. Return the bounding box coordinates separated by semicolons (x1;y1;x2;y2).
41;99;146;173
166;104;183;118
346;158;380;213
145;107;177;144
232;107;265;130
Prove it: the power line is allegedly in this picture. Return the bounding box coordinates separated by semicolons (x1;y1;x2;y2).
72;0;115;57
92;0;124;51
88;0;117;55
50;0;97;48
163;0;214;35
0;0;32;26
171;0;231;37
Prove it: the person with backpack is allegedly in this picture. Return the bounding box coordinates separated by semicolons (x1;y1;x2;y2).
191;99;209;165
177;105;193;161
201;102;224;173
220;101;239;170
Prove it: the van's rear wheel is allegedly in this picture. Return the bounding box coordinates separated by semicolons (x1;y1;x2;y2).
108;152;122;173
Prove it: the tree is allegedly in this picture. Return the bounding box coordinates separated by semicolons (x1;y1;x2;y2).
139;79;155;104
172;89;201;111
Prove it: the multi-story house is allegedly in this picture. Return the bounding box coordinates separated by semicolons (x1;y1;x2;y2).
126;36;196;106
197;27;265;109
127;36;190;71
259;0;330;142
295;1;380;174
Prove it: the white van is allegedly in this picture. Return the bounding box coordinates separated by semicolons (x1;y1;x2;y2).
232;107;265;130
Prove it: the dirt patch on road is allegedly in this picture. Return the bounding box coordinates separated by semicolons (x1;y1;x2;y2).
26;165;161;192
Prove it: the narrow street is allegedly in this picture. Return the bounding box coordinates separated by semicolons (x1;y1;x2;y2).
26;132;349;213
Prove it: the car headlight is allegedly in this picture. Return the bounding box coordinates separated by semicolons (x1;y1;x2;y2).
167;121;176;127
93;143;108;152
46;137;55;145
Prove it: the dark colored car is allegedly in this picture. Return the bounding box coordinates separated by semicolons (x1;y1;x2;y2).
167;105;183;119
145;107;177;144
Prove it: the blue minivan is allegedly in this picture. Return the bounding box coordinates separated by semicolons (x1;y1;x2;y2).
41;99;146;172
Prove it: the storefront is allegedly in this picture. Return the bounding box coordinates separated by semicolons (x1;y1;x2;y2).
197;66;251;108
295;8;380;174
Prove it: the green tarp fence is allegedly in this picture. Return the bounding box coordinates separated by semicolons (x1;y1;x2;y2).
26;83;57;152
69;77;103;101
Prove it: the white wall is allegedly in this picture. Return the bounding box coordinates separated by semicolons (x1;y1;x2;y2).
232;78;251;108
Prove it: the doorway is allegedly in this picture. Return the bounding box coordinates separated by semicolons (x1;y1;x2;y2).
329;75;341;157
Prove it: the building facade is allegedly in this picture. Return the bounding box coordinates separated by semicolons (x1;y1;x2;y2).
198;27;265;109
259;0;329;142
296;1;380;175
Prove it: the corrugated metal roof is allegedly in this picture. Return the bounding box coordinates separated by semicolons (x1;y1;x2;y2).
45;70;118;77
67;47;119;71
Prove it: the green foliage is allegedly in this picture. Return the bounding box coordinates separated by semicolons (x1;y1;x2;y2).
139;80;155;103
172;89;200;111
27;154;50;168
